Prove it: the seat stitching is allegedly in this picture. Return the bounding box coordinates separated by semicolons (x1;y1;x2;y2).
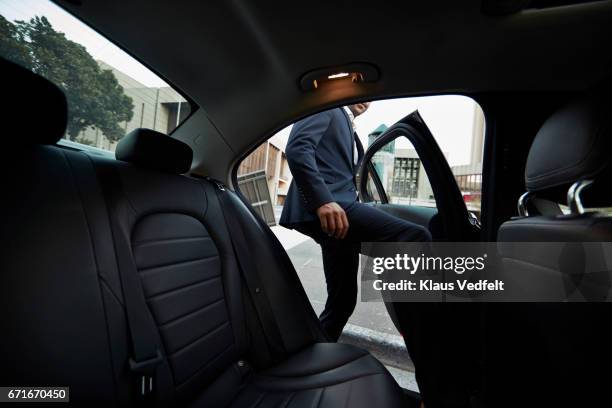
315;386;324;408
167;320;230;358
99;275;125;307
145;274;220;300
280;392;295;408
249;392;266;408
197;181;210;219
158;297;225;329
112;161;140;216
133;235;211;247
138;254;219;274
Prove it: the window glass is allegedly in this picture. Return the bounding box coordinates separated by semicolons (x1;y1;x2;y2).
0;0;191;151
368;137;436;207
361;97;484;218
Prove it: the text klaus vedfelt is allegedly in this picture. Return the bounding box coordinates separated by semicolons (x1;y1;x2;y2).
370;253;504;292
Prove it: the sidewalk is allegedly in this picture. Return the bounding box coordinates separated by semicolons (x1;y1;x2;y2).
340;324;418;391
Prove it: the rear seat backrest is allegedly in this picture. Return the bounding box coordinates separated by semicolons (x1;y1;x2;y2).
1;62;119;404
1;59;251;404
91;129;249;402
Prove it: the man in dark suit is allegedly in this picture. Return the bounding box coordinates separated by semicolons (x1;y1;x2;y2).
280;103;431;340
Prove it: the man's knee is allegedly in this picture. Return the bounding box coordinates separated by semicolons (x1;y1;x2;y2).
398;224;432;242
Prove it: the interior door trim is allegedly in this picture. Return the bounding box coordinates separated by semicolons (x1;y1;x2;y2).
361;161;388;203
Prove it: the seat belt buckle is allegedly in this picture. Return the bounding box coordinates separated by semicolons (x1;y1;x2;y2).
129;349;163;396
137;374;154;396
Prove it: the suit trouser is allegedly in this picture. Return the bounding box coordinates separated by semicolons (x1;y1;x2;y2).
295;201;432;341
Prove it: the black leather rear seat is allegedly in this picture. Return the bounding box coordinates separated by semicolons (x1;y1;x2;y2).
0;59;406;407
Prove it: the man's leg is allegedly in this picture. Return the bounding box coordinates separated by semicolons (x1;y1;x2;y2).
340;202;441;406
342;201;432;243
294;222;360;340
318;239;360;341
294;204;430;339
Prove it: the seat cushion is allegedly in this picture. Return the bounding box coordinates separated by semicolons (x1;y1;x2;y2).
231;343;405;408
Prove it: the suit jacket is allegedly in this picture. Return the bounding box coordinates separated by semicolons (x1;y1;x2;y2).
280;107;363;227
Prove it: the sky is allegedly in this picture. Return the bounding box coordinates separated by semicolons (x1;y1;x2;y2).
0;0;169;87
272;96;482;167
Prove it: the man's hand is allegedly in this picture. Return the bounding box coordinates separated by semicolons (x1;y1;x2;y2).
316;202;349;239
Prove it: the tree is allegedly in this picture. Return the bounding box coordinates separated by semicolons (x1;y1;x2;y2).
0;16;32;68
0;15;133;142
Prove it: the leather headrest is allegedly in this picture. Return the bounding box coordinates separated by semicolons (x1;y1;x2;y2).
3;57;68;145
525;89;611;195
115;128;193;174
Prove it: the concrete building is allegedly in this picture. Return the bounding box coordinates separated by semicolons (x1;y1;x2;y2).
238;136;291;205
451;103;485;214
237;135;292;225
391;148;435;206
74;61;190;150
371;142;435;207
369;123;434;206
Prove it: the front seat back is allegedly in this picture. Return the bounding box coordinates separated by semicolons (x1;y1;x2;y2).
492;88;612;406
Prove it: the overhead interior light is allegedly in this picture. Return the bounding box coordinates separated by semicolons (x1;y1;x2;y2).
328;72;350;79
299;62;380;92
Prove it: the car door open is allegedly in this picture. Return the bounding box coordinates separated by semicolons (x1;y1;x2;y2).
358;110;480;241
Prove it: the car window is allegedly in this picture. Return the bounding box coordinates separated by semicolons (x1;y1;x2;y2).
0;0;191;152
367;137;436;207
360;97;484;219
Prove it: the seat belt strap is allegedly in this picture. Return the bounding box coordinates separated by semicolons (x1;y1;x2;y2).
205;177;286;357
95;162;163;398
231;187;329;342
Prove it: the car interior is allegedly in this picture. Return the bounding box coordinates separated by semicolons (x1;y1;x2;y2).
2;0;612;407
